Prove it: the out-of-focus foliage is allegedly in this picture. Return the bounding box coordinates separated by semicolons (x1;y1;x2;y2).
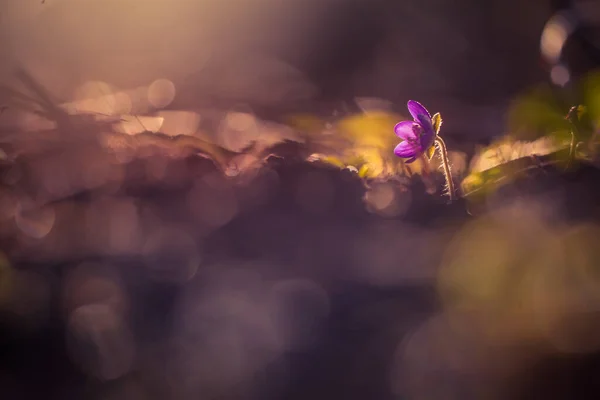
0;69;469;208
3;67;600;217
289;110;410;179
460;135;570;200
439;203;600;354
507;73;600;144
286;109;450;180
582;70;600;128
506;84;571;141
463;73;600;207
335;111;405;178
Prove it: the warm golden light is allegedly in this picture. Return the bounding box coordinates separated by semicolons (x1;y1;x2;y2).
219;110;260;151
147;78;176;109
540;13;573;64
158;110;201;136
550;64;570;86
116;115;164;135
63;81;132;116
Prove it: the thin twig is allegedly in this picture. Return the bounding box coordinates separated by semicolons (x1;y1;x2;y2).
565;105;583;171
566;129;576;170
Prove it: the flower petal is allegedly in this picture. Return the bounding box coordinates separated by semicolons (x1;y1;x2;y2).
407;100;431;121
416;114;435;149
394;140;420;158
394;121;418;140
404;155;418;164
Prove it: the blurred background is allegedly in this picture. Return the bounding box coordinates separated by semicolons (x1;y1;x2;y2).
0;0;555;138
2;0;600;399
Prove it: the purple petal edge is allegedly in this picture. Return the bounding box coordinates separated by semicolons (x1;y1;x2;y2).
394;121;418;140
407;100;431;121
394;141;420;158
415;114;435;149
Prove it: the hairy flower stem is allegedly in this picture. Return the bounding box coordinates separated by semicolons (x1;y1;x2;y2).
434;136;455;202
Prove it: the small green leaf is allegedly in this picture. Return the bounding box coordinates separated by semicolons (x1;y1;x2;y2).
307;154;345;168
323;156;345;168
358;164;370;178
432;113;442;135
577;105;587;120
426;145;436;160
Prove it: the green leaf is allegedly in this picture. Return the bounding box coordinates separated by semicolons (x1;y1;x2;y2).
431;112;442;135
358;165;370;178
577;105;587;120
426;145;436;160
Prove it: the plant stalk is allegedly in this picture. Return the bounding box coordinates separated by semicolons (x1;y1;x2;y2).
434;136;455;202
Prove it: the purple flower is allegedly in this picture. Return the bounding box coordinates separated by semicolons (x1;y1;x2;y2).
393;100;439;163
